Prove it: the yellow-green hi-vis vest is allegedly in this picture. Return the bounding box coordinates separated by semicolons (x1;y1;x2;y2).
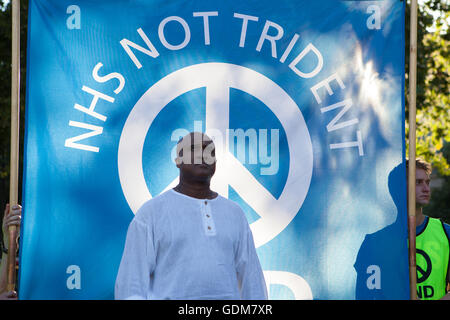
416;217;450;300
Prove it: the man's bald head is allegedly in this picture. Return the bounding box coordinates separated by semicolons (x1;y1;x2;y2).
175;132;216;165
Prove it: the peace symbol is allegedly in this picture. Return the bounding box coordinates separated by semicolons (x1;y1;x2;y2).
117;63;313;248
416;249;432;283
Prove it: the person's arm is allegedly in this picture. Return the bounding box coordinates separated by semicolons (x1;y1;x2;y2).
441;223;450;300
0;204;21;299
0;249;17;299
440;281;450;300
440;292;450;300
0;248;7;293
235;211;268;300
114;212;155;300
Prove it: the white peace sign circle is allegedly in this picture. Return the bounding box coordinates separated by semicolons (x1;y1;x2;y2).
118;63;313;248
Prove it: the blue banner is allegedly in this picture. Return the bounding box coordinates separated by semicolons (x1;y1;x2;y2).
20;0;407;299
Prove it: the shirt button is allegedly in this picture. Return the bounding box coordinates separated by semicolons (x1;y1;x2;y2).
206;214;210;218
207;226;211;230
204;201;207;205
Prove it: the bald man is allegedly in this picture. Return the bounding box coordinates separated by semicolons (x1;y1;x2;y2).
115;132;267;300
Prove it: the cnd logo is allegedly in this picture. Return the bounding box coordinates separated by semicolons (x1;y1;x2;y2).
416;249;434;299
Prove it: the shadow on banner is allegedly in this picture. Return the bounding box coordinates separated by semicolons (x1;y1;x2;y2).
354;161;410;299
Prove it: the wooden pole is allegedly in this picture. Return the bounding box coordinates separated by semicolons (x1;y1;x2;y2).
408;0;418;301
7;0;21;293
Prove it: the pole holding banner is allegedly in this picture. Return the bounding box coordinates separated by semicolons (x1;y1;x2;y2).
408;0;418;301
8;0;21;293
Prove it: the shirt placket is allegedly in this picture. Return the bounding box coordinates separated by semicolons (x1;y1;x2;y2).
201;200;216;236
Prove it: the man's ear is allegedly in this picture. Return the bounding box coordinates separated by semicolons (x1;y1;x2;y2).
175;157;183;168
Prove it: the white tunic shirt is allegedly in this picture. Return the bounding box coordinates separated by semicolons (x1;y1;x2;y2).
115;189;267;300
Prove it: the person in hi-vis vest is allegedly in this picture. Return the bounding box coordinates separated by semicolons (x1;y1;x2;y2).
407;159;450;300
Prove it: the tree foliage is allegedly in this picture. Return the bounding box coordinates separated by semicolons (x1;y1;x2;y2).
405;0;450;176
424;142;450;224
0;0;28;208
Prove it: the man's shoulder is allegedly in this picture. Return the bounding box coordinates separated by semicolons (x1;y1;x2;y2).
134;190;173;219
215;196;248;221
216;195;243;210
427;217;450;240
429;216;450;228
441;220;450;238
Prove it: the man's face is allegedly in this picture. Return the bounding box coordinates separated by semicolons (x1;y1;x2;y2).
176;133;216;181
415;168;431;207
